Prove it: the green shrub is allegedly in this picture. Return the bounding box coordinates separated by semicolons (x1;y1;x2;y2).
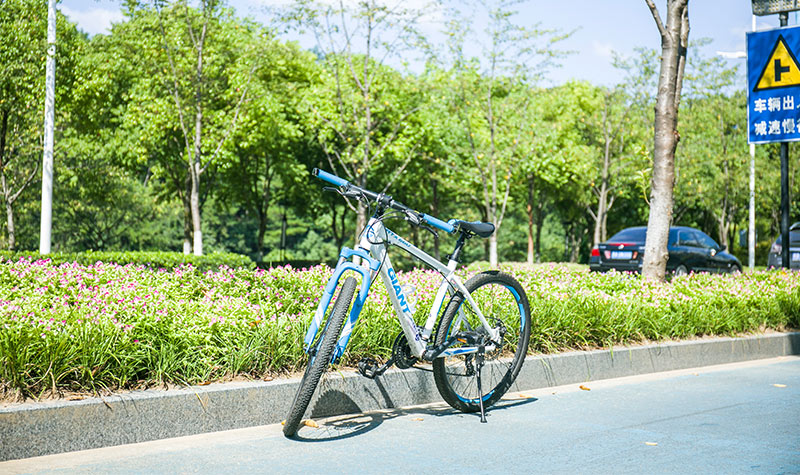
0;250;254;272
0;260;797;399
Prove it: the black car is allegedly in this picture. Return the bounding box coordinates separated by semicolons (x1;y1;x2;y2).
767;222;800;269
589;226;742;275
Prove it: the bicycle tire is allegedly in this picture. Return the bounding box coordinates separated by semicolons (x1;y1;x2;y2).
432;270;531;413
283;276;357;438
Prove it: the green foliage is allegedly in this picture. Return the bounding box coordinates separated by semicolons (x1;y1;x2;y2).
0;0;792;270
0;0;86;250
0;250;253;271
0;261;796;399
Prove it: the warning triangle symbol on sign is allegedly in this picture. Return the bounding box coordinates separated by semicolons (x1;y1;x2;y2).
755;35;800;91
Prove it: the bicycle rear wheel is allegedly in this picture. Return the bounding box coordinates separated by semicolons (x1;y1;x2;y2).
432;270;531;413
283;276;357;438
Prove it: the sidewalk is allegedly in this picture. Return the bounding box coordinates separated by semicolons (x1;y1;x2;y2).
1;331;798;462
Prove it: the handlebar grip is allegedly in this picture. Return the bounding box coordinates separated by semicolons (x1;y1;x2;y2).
422;214;455;234
312;168;349;188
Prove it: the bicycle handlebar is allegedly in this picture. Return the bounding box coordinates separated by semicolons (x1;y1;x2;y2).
312;168;455;234
313;168;349;188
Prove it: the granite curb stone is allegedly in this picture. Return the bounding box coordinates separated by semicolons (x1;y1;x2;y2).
1;332;798;461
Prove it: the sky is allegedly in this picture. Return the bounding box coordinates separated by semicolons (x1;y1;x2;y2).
57;0;800;87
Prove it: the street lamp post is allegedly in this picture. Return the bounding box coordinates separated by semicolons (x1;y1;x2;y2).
40;0;56;254
717;15;757;270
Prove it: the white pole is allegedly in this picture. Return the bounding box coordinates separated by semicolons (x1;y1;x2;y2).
40;0;56;254
748;14;756;270
749;142;755;269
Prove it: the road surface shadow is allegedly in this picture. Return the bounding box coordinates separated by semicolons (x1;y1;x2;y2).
292;391;538;442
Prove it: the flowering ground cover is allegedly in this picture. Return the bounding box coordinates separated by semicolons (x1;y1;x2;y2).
1;257;798;400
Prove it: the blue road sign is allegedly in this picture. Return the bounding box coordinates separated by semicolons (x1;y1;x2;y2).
748;25;800;144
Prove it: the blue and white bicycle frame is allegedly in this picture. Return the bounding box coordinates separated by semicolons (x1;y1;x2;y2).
303;215;501;364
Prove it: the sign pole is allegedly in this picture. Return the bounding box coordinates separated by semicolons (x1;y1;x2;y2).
749;143;756;270
780;12;791;269
749;14;756;271
781;142;790;268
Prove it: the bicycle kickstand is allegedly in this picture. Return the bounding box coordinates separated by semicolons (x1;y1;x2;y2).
475;345;487;423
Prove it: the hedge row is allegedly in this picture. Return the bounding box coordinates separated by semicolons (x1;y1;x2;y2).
0;250;254;272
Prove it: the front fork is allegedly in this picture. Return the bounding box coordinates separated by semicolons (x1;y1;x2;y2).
303;247;379;362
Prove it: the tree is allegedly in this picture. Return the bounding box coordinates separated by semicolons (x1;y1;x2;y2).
642;0;689;281
0;0;84;250
108;1;261;255
441;0;570;267
218;39;321;261
516;82;596;264
283;0;433;244
585;49;658;247
675;43;744;249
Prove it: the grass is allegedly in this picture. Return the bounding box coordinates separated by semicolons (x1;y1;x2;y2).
0;256;798;401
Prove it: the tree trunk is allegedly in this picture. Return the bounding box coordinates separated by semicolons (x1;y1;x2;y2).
189;19;206;257
642;0;689;281
535;199;545;262
716;215;730;250
183;176;192;254
190;162;203;256
355;199;367;246
330;201;345;250
4;195;14;251
526;176;535;265
489;234;498;266
0;109;11;251
593;103;614;247
430;177;440;261
602;196;614;242
256;208;267;262
255;171;272;262
567;225;581;263
593;183;609;247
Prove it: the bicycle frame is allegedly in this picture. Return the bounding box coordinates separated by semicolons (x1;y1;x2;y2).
303;215;500;364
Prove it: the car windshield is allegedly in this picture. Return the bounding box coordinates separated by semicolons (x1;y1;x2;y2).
608;228;646;243
775;231;800;245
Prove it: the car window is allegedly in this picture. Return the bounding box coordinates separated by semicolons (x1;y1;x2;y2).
695;231;719;250
608;227;646;242
775;231;800;245
677;230;699;247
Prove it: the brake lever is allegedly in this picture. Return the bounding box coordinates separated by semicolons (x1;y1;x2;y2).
342;189;363;199
402;210;438;238
404;210;423;227
421;224;439;239
324;185;361;200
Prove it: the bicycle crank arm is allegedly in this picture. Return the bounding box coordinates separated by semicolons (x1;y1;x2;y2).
357;356;395;379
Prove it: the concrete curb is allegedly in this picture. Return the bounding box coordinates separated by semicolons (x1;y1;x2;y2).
2;332;799;461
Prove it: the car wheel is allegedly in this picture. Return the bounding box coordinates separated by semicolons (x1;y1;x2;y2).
730;265;742;275
674;265;688;276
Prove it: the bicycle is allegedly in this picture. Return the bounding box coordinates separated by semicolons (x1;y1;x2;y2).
283;168;532;438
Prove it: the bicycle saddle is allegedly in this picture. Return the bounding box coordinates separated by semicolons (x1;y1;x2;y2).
453;220;495;238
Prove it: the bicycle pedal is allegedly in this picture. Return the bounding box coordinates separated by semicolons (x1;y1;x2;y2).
357;357;381;379
357;357;395;379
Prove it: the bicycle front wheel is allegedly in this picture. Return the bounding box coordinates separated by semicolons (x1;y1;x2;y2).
432;270;531;413
283;276;357;438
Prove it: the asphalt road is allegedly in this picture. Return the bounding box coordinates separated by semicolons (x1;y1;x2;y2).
4;357;799;474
